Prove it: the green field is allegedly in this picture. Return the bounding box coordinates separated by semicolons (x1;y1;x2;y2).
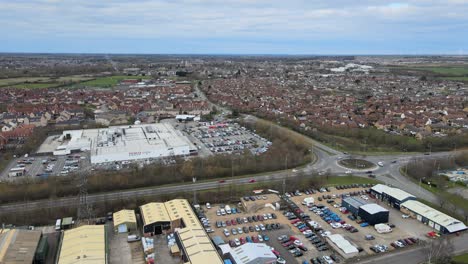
394;66;468;83
410;66;468;76
10;83;61;89
453;253;468;263
0;75;95;89
78;75;151;88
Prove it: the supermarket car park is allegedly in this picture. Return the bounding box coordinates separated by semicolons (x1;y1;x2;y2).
182;121;271;156
2;152;91;180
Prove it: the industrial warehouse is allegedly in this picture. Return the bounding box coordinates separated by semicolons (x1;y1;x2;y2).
370;184;416;209
140;199;223;264
342;197;389;225
52;123;197;164
400;200;467;234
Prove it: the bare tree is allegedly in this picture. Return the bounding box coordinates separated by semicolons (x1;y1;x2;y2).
424;236;454;264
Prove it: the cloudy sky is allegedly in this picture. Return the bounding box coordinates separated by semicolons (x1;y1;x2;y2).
1;0;467;54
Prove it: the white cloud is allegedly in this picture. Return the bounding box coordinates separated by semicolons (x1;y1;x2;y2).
0;0;466;42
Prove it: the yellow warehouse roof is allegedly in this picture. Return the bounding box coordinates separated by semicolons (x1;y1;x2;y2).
177;227;223;264
140;202;171;226
113;209;137;227
165;199;202;229
0;229;42;264
58;225;106;264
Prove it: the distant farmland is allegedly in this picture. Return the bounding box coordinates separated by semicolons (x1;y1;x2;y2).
77;75;152;88
0;75;95;89
392;65;468;82
0;75;151;89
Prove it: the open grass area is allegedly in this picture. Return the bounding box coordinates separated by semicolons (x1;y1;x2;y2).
325;175;381;186
0;75;95;89
410;66;468;76
453;253;468;263
444;76;468;82
0;77;52;86
393;66;468;83
78;75;151;88
10;82;61;89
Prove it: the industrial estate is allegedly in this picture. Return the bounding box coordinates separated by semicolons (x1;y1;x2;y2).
1;5;468;263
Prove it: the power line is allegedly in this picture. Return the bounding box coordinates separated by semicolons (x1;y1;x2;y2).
76;172;94;224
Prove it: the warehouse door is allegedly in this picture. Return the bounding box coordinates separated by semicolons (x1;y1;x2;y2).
428;221;434;228
417;215;422;221
118;224;128;233
434;224;441;231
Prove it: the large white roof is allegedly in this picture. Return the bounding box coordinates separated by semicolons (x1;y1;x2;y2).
230;243;277;264
328;234;358;255
371;184;416;201
401;200;467;232
61;123;195;163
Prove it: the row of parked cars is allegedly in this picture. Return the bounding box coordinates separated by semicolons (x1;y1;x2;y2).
305;255;338;264
216;213;278;227
228;233;271;247
278;235;307;257
221;222;283;237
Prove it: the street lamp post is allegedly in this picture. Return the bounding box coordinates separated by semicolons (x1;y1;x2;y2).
193;176;197;205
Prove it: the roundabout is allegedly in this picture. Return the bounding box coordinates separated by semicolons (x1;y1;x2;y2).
337;158;376;170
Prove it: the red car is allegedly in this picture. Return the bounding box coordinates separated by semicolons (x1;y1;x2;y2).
252;236;259;243
219;180;226;183
231;219;236;225
291;219;301;224
240;237;246;245
248;179;256;183
282;241;293;247
272;250;280;257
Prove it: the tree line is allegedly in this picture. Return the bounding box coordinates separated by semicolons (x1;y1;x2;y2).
253;112;468;153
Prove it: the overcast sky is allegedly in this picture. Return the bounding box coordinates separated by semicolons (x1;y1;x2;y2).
1;0;467;54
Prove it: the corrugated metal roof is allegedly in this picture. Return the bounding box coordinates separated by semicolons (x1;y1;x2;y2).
140;199;222;264
230;243;276;264
0;229;42;264
178;227;222;264
328;234;359;255
401;200;467;232
57;225;106;264
165;199;202;229
371;184;416;201
113;209;137;227
343;197;367;209
140;202;171;226
360;203;388;214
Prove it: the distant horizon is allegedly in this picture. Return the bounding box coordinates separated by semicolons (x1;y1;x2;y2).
1;1;467;55
1;52;467;57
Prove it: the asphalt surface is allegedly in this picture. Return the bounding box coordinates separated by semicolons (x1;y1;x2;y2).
356;232;468;264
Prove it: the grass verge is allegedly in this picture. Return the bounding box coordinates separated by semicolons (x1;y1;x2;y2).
325;175;381;186
453;253;468;263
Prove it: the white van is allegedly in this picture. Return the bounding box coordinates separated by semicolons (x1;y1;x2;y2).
55;219;62;231
127;234;140;242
